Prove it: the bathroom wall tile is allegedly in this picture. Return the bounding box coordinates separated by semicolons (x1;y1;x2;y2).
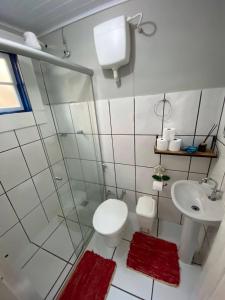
8;179;40;219
113;135;134;165
76;134;96;160
136;166;156;195
39;106;56;138
0;183;4;195
0;131;18;152
66;159;83;181
105;186;117;199
209;141;225;188
159;170;188;198
135;93;163;134
164;90;201;135
158;197;181;224
196;88;225;135
117;189;136;212
52;104;74;133
58;183;75;215
52;160;68;188
82;160;99;183
44;135;63;165
95;100;111;134
0;194;18;236
115;164;135;190
22;140;48;176
98;135;114;162
42;193;62;221
104;163;116;187
0;223;31;267
188;172;207;181
161;155;190;171
93;135;102;162
190;157;210;174
135;135;159;167
21;205;48;242
70;102;92;134
33;168;55;201
217;102;225;143
0;148;30;191
16;126;40;145
110;97;134;134
59;134;79;158
87;101;98;134
86;182;103;204
97;162;104;185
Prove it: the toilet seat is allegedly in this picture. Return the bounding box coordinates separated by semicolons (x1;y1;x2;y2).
93;199;128;236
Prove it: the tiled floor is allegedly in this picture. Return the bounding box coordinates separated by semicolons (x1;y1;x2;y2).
17;213;202;299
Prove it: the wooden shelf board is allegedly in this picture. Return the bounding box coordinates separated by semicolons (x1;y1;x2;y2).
154;147;217;158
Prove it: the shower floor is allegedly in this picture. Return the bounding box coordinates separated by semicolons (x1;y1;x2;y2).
17;213;201;299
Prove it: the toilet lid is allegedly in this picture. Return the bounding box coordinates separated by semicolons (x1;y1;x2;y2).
93;199;128;235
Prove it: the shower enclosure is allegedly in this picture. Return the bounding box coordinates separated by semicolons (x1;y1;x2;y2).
0;38;104;299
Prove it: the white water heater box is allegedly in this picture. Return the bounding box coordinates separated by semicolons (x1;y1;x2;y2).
93;15;130;79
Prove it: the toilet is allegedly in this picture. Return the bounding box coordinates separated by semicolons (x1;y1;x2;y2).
136;196;156;233
93;198;128;247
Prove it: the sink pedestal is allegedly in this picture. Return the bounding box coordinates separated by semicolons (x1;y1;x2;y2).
179;216;201;264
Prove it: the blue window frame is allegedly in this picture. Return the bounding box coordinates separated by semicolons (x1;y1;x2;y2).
0;51;32;115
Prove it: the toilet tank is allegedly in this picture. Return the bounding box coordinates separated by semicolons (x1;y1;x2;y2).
93;15;130;71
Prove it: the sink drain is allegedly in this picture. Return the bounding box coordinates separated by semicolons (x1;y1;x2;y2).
191;205;200;211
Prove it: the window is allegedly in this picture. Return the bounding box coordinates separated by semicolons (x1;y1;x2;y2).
0;52;31;114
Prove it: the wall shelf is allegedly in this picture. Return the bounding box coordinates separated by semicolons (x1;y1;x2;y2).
154;147;217;158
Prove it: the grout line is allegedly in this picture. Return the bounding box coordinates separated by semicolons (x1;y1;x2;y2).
150;280;155;300
193;90;203;144
111;247;117;259
111;284;146;300
134;97;137;207
216;96;225;136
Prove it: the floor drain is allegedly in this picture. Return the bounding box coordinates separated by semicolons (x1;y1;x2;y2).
191;205;200;211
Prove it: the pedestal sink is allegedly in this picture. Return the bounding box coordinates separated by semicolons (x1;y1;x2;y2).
171;180;224;264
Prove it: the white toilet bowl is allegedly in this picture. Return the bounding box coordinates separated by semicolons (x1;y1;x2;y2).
93;199;128;247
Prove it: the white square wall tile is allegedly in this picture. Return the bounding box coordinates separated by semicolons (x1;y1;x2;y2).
21;205;48;243
190;157;210;174
39;106;56;138
161;155;190;171
52;161;68;188
196;88;225;135
110;97;134;134
33;168;55;201
66;159;83;181
52;104;74;133
82;160;99;183
76;134;96;160
117;189;136;212
16;126;40;145
0;194;18;235
21;249;66;299
115;164;135;190
164;90;201;135
0;131;18;152
70;102;92;134
188;172;207;181
22;140;48;176
59;134;79;158
158;197;181;224
42;193;62;221
0;148;30;191
113;135;134;165
44;135;63;165
136;135;159;167
135;93;164;134
8;179;40;219
98;135;114;162
136;166;156;195
104;163;116;187
95;100;111;134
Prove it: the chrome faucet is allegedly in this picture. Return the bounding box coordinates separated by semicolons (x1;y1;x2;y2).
199;177;223;201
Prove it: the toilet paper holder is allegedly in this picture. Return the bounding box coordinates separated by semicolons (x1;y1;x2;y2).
152;165;170;185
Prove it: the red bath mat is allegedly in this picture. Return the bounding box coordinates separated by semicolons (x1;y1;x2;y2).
58;250;116;300
127;232;180;286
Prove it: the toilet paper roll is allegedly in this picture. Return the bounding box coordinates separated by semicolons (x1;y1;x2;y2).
156;138;168;151
163;128;176;141
168;138;182;151
153;180;163;191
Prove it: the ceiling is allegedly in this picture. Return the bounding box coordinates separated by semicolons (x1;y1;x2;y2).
0;0;128;36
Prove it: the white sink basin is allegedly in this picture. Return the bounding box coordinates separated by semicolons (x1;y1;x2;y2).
171;180;224;224
171;180;224;264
